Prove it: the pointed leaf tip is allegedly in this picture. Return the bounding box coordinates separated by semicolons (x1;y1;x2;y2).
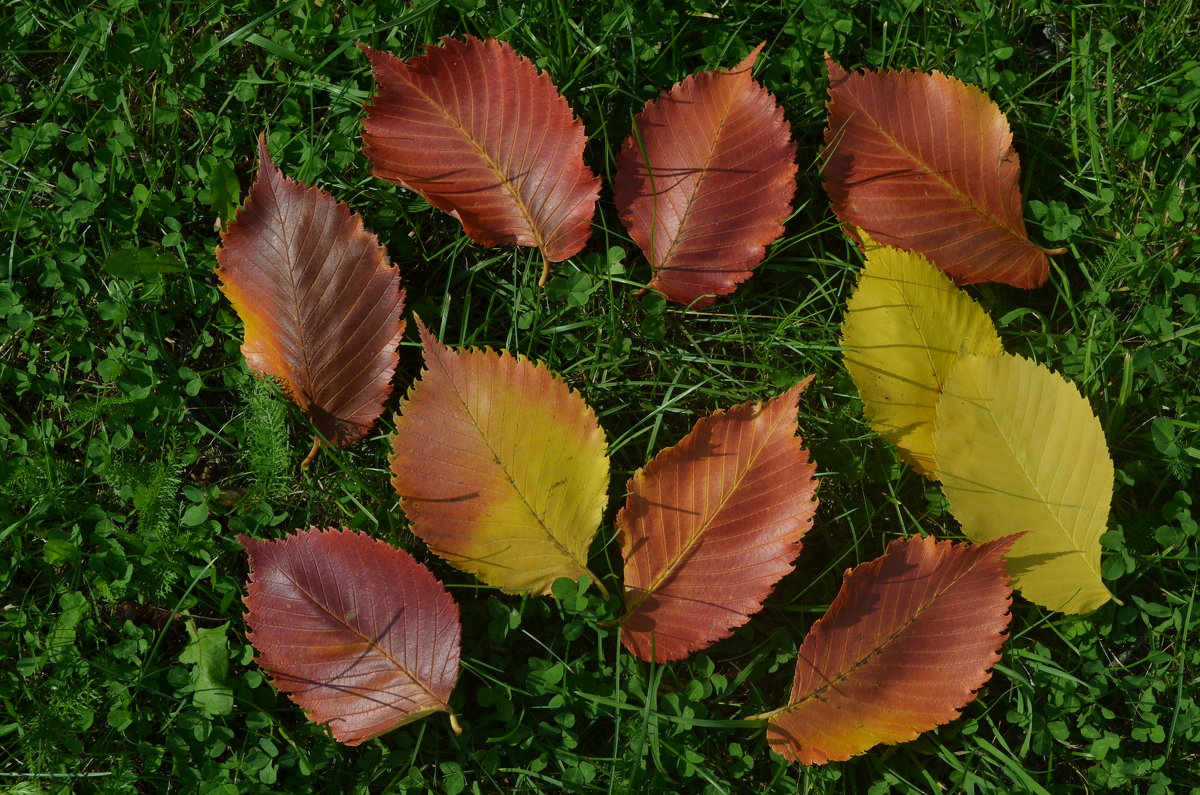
767;534;1016;764
390;325;609;595
618;381;818;662
822;59;1049;288
615;46;797;307
241;528;460;745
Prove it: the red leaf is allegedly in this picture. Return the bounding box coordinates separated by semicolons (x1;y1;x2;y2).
215;137;406;455
240;528;461;745
822;57;1051;288
361;37;600;277
618;381;818;662
615;44;797;307
765;534;1016;764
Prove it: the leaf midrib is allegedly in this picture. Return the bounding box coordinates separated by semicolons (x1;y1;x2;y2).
652;74;742;271
264;165;317;402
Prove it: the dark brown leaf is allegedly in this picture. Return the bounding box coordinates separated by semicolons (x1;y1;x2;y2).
215;137;406;456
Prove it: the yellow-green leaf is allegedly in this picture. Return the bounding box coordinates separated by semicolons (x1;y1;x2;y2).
389;320;609;595
933;353;1113;613
841;242;1003;477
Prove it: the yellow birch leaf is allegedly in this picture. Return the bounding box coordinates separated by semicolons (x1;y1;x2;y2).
389;320;609;595
934;352;1113;613
841;242;1003;477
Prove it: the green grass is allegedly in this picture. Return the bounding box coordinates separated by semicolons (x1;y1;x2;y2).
2;0;1198;792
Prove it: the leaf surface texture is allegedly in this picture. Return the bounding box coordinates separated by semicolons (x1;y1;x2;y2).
615;45;796;307
767;534;1015;764
618;382;817;661
934;353;1113;613
215;138;405;449
389;321;609;594
362;37;599;264
240;527;460;746
841;242;1002;476
822;57;1050;288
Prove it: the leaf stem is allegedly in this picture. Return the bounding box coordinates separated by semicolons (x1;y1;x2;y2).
300;435;321;470
741;708;779;723
585;568;611;601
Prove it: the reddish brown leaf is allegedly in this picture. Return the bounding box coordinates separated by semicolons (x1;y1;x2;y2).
617;381;817;662
615;44;797;307
241;528;461;745
764;534;1016;764
361;37;600;278
822;57;1051;288
215;137;406;456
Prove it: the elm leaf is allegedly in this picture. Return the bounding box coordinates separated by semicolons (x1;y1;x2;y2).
361;37;599;283
241;528;461;745
823;57;1055;288
934;353;1113;613
618;381;818;662
615;44;797;307
389;320;610;596
215;137;406;465
763;534;1016;764
841;241;1003;477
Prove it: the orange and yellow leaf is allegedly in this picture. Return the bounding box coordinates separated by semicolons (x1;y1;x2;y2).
765;534;1015;764
389;321;609;595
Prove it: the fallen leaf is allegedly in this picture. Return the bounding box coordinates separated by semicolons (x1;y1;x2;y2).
618;381;818;662
361;37;600;282
934;352;1113;613
241;528;461;745
215;136;406;463
841;240;1002;477
823;57;1052;288
765;534;1015;764
389;320;609;595
615;44;796;307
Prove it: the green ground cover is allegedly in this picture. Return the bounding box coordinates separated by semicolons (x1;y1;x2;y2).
1;0;1198;792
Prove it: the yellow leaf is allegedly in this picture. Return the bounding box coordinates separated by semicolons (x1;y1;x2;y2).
933;353;1113;613
389;320;609;595
841;242;1003;477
